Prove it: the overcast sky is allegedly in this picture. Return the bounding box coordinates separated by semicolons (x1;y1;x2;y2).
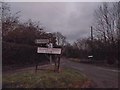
9;2;101;43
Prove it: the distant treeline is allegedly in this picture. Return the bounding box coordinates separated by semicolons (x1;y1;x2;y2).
63;38;119;64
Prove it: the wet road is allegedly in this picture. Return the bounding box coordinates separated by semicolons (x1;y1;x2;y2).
61;58;119;88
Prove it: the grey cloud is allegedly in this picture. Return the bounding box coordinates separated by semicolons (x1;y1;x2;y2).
9;2;101;43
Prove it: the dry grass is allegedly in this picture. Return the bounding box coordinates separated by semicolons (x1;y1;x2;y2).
3;65;90;88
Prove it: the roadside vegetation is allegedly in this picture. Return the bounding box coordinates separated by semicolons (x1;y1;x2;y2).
64;2;120;66
2;3;66;66
3;66;93;88
1;2;119;67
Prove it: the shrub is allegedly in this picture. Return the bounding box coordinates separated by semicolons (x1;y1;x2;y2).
2;42;49;65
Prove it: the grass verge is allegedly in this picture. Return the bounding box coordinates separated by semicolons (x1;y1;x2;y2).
3;65;91;88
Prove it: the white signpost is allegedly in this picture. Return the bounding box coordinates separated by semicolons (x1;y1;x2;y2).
35;38;62;72
35;39;49;44
37;47;61;54
88;55;93;58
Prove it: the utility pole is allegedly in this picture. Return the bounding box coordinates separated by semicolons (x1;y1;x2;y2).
91;26;93;41
91;26;94;61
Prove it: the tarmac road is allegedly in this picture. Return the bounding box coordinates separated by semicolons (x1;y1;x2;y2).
61;58;119;88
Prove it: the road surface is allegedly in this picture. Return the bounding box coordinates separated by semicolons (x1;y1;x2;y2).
61;58;119;88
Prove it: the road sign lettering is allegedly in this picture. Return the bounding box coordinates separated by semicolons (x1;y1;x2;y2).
35;39;49;44
37;47;61;54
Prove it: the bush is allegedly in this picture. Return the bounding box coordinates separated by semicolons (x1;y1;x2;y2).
2;42;49;65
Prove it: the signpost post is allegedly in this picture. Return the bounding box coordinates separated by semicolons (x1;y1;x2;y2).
48;42;53;64
35;38;62;72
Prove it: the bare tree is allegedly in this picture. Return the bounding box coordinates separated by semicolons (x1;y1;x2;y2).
93;2;119;44
74;38;88;50
115;2;120;42
0;3;2;40
93;2;120;64
2;2;21;37
53;32;66;46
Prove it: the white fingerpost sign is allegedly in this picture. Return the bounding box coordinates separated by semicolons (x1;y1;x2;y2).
37;47;61;54
36;38;62;65
88;55;93;58
35;39;49;44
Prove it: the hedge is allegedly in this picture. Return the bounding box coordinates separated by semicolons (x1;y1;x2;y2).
2;41;49;65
